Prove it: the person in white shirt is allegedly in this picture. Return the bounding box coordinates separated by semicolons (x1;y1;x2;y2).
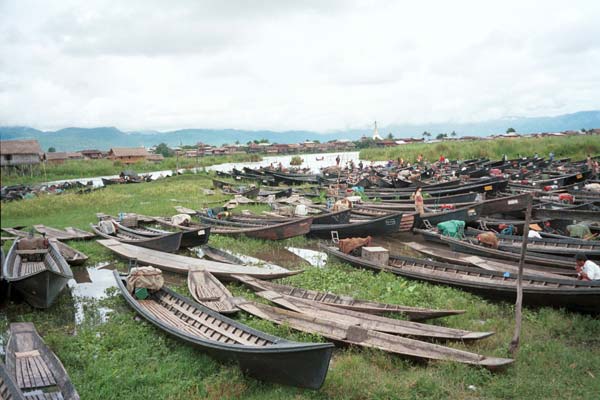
575;254;600;281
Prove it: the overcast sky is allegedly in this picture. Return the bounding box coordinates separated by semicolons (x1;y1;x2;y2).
1;0;599;132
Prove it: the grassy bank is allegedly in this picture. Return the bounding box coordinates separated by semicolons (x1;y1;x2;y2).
0;153;261;187
359;135;600;163
1;175;599;399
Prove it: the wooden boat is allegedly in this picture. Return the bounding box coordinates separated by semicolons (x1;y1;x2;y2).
54;241;88;266
3;238;73;308
114;272;333;389
4;323;79;399
309;212;402;238
532;207;600;222
416;230;576;269
322;245;600;312
33;225;95;240
141;217;211;248
234;298;513;369
110;219;208;249
465;228;600;257
0;361;25;400
97;239;302;280
90;223;183;253
0;229;88;266
198;216;313;240
187;268;238;314
254;290;492;340
362;179;508;200
232;274;464;320
403;241;574;278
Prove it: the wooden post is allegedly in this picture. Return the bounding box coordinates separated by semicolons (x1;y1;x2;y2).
509;193;533;356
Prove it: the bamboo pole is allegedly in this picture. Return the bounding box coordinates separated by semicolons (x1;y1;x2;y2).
509;193;533;356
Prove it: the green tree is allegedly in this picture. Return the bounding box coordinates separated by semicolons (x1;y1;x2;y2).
436;133;448;140
506;127;516;133
155;142;174;157
451;131;457;137
47;147;56;153
386;133;394;140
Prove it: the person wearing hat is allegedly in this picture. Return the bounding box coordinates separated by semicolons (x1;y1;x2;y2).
575;254;600;281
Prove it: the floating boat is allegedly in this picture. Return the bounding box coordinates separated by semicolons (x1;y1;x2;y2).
5;322;80;399
234;298;513;369
97;239;302;280
114;272;333;389
90;222;183;253
3;238;73;308
187;268;238;314
232;274;464;320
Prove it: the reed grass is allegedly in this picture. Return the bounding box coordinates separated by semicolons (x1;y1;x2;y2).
359;135;600;162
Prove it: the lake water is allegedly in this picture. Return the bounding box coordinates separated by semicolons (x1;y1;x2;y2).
40;151;380;188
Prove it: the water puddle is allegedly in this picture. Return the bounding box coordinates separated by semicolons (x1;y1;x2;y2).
285;247;328;268
69;262;117;325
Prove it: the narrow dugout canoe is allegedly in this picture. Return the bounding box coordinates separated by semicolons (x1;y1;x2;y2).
2;239;73;308
232;274;464;320
233;298;513;370
202;216;313;240
255;290;492;340
90;223;183;253
187;268;238;314
0;361;25;400
322;245;600;312
32;225;95;240
110;219;209;249
97;239;302;280
5;323;79;399
114;272;333;389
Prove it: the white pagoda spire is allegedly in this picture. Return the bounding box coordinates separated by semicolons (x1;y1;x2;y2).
372;120;382;140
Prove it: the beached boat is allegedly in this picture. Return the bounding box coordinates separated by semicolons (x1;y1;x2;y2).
197;215;313;240
97;239;302;280
309;212;403;238
322;245;600;312
90;222;183;253
187;268;238;314
2;238;73;308
114;272;333;389
254;290;492;340
33;225;95;240
232;274;464;320
234;298;513;369
4;323;79;399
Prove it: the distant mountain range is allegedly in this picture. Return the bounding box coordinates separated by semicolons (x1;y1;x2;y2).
1;111;599;152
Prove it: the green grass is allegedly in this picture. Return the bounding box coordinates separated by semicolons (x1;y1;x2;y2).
359;135;600;163
1;174;599;399
0;153;261;186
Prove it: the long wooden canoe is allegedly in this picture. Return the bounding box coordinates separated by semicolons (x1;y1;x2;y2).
97;239;302;280
32;225;95;240
232;274;464;320
0;361;25;400
415;229;575;269
200;216;313;240
309;212;403;238
110;220;208;249
255;290;492;340
322;245;600;312
114;272;333;389
233;298;513;369
0;230;88;266
5;323;79;399
187;269;238;314
3;239;73;308
90;223;183;253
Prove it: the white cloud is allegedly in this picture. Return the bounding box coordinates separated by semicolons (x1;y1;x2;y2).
0;0;599;131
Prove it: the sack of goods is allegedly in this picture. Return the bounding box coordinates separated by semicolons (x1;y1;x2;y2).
437;220;465;238
171;214;191;226
99;220;116;234
477;232;499;249
338;236;372;254
126;266;165;294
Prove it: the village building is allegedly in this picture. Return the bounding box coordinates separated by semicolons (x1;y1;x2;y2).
0;139;44;172
80;149;104;159
146;153;165;163
107;147;150;164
